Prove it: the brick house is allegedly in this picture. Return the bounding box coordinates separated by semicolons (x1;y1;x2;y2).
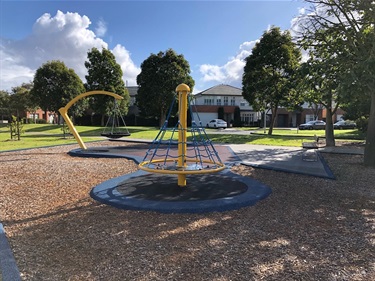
275;104;346;127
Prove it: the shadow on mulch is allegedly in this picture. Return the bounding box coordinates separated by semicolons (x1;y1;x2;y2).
116;173;248;201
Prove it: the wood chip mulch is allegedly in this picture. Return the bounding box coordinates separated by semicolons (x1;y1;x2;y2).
1;141;374;281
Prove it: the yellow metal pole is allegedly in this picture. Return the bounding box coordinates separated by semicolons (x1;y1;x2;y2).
59;107;87;150
58;90;123;150
176;84;190;187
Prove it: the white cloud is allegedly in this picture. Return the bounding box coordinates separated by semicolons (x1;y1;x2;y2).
0;48;35;88
198;40;257;85
197;4;318;90
112;44;141;86
199;64;226;83
95;18;107;37
0;10;140;91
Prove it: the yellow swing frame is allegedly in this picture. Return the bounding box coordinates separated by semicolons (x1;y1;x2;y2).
58;90;123;150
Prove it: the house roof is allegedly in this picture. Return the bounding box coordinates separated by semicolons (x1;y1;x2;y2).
126;86;139;97
194;84;242;97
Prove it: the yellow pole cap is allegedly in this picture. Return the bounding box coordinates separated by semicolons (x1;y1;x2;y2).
176;83;190;93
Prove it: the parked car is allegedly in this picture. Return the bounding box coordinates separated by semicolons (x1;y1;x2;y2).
299;120;326;130
206;119;227;129
333;120;357;129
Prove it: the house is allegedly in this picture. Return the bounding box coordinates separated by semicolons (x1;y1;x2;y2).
126;86;140;116
125;85;345;128
275;103;346;127
23;108;56;123
191;84;260;127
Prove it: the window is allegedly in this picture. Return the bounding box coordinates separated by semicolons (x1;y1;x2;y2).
204;98;214;105
305;114;315;122
230;97;235;106
216;98;221;105
224;96;228;105
241;113;254;125
29;113;39;119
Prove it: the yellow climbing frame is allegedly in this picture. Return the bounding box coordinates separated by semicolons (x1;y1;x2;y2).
58;90;123;150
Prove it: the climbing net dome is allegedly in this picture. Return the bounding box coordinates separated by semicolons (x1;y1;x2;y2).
138;84;226;182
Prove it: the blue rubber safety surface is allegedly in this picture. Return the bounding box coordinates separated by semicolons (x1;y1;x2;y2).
0;223;21;281
90;169;272;214
69;143;272;213
69;141;338;213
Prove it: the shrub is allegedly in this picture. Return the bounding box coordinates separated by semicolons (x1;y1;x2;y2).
356;116;368;133
218;107;224;120
36;118;47;124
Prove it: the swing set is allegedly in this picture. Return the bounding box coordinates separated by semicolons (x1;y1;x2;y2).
101;99;131;138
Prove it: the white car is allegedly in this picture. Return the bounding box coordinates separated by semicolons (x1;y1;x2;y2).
206;119;227;129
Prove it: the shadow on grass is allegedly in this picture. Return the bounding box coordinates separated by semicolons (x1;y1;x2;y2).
77;126;157;137
335;130;366;140
25;124;61;132
24;125;155;136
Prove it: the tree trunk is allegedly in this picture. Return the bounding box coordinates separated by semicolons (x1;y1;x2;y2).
325;108;335;147
101;114;105;127
159;109;166;128
44;107;48;122
268;107;278;135
364;91;375;167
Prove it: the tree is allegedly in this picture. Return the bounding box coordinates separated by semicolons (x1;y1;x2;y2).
298;43;345;147
9;115;24;140
233;107;242;127
218;107;224;120
136;49;194;127
0;90;10;121
341;91;371;132
0;90;10;108
85;47;129;126
296;0;375;166
31;61;86;122
242;27;301;135
342;99;370;132
9;83;38;123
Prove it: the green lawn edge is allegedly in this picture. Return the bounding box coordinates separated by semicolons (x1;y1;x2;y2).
0;124;365;152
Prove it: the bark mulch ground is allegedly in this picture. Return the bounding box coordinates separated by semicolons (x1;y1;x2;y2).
0;141;374;280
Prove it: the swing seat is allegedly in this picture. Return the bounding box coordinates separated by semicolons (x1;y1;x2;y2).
101;132;131;138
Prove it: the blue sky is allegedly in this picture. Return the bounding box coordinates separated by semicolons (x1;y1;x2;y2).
0;0;308;94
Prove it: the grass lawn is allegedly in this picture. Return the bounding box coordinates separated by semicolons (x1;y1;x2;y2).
0;123;365;151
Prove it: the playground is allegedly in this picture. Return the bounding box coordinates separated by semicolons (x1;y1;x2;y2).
1;140;375;280
1;86;374;280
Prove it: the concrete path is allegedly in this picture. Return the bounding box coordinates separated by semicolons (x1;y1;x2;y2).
107;139;364;179
228;144;334;179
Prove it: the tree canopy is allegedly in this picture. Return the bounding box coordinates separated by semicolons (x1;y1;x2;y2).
136;48;195;126
242;26;301;135
31;60;85;120
0;90;10;109
297;41;344;147
297;0;375;166
85;47;129;125
9;83;39;121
